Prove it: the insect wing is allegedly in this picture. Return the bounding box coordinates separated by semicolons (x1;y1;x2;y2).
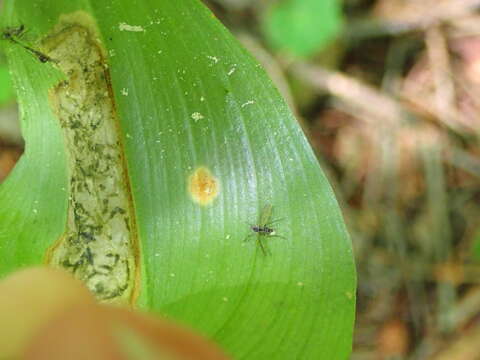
259;204;273;227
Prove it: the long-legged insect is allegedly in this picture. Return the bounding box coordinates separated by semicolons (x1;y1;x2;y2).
1;24;55;63
244;204;285;255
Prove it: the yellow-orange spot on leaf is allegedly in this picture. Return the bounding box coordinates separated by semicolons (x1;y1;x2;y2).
188;167;219;205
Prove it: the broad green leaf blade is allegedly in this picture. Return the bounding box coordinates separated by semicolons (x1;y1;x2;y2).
262;0;343;57
0;0;356;359
0;64;14;105
0;45;67;270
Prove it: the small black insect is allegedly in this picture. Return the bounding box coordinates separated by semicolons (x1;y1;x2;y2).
1;24;25;39
244;204;285;255
1;24;55;63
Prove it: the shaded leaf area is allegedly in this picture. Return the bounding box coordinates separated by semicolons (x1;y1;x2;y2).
0;0;355;359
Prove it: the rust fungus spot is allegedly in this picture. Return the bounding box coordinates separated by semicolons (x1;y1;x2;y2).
188;167;219;205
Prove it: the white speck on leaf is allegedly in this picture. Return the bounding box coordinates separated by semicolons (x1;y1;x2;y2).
121;88;128;96
119;22;145;32
227;66;237;76
241;100;255;108
207;55;219;64
191;112;204;122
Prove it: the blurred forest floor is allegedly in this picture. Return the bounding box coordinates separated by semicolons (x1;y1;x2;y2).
2;0;480;359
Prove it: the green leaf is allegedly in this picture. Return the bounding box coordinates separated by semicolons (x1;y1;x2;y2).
0;0;356;358
0;64;14;105
262;0;343;57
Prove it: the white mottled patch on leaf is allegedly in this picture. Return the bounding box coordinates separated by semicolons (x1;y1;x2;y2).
119;22;145;32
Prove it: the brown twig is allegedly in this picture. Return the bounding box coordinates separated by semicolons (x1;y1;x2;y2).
289;62;408;126
425;26;463;133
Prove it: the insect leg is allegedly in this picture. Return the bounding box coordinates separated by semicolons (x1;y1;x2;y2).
257;236;267;256
269;234;286;240
243;233;255;242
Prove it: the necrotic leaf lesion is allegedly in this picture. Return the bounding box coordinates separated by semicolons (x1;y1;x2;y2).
43;16;137;304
